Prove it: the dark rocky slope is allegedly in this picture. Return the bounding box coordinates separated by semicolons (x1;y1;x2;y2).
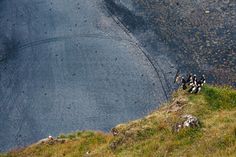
105;0;236;85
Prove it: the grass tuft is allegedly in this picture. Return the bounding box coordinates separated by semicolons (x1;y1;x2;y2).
203;85;236;110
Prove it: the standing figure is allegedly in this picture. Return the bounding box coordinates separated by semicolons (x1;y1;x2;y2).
181;77;187;90
186;73;193;85
188;84;197;93
188;74;197;93
193;74;197;83
194;80;202;94
200;75;206;85
174;70;181;83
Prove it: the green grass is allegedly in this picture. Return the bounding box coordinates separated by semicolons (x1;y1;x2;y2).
203;85;236;110
1;85;236;157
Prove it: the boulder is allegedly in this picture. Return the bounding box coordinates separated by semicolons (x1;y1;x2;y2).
173;114;200;132
182;114;200;128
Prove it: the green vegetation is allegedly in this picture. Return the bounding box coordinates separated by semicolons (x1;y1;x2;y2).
203;86;236;110
1;85;236;157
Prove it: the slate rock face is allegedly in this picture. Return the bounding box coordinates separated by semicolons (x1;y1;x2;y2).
0;0;175;152
106;0;236;85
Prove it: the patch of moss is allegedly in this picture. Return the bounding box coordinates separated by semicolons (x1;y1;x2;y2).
202;85;236;110
175;128;202;145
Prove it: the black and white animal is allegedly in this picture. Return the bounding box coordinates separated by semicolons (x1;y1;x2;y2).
189;74;197;86
181;77;187;90
194;81;202;94
193;74;197;83
188;84;197;93
186;73;193;85
195;75;206;93
188;75;197;93
174;70;181;83
200;75;206;85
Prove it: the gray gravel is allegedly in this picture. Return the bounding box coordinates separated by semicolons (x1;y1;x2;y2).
110;0;236;85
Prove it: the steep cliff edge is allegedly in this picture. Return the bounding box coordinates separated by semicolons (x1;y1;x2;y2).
1;85;236;157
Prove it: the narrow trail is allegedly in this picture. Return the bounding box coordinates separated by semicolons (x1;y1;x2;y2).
103;3;171;100
16;34;134;52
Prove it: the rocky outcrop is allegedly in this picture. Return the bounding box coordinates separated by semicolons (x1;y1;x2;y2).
173;114;200;132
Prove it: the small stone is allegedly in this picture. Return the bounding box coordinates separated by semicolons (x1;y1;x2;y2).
212;41;218;44
205;10;210;14
86;151;90;154
222;0;230;4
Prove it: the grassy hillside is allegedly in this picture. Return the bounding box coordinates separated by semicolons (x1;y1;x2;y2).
1;85;236;157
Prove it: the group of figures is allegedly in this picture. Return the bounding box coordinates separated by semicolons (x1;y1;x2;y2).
175;72;206;94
